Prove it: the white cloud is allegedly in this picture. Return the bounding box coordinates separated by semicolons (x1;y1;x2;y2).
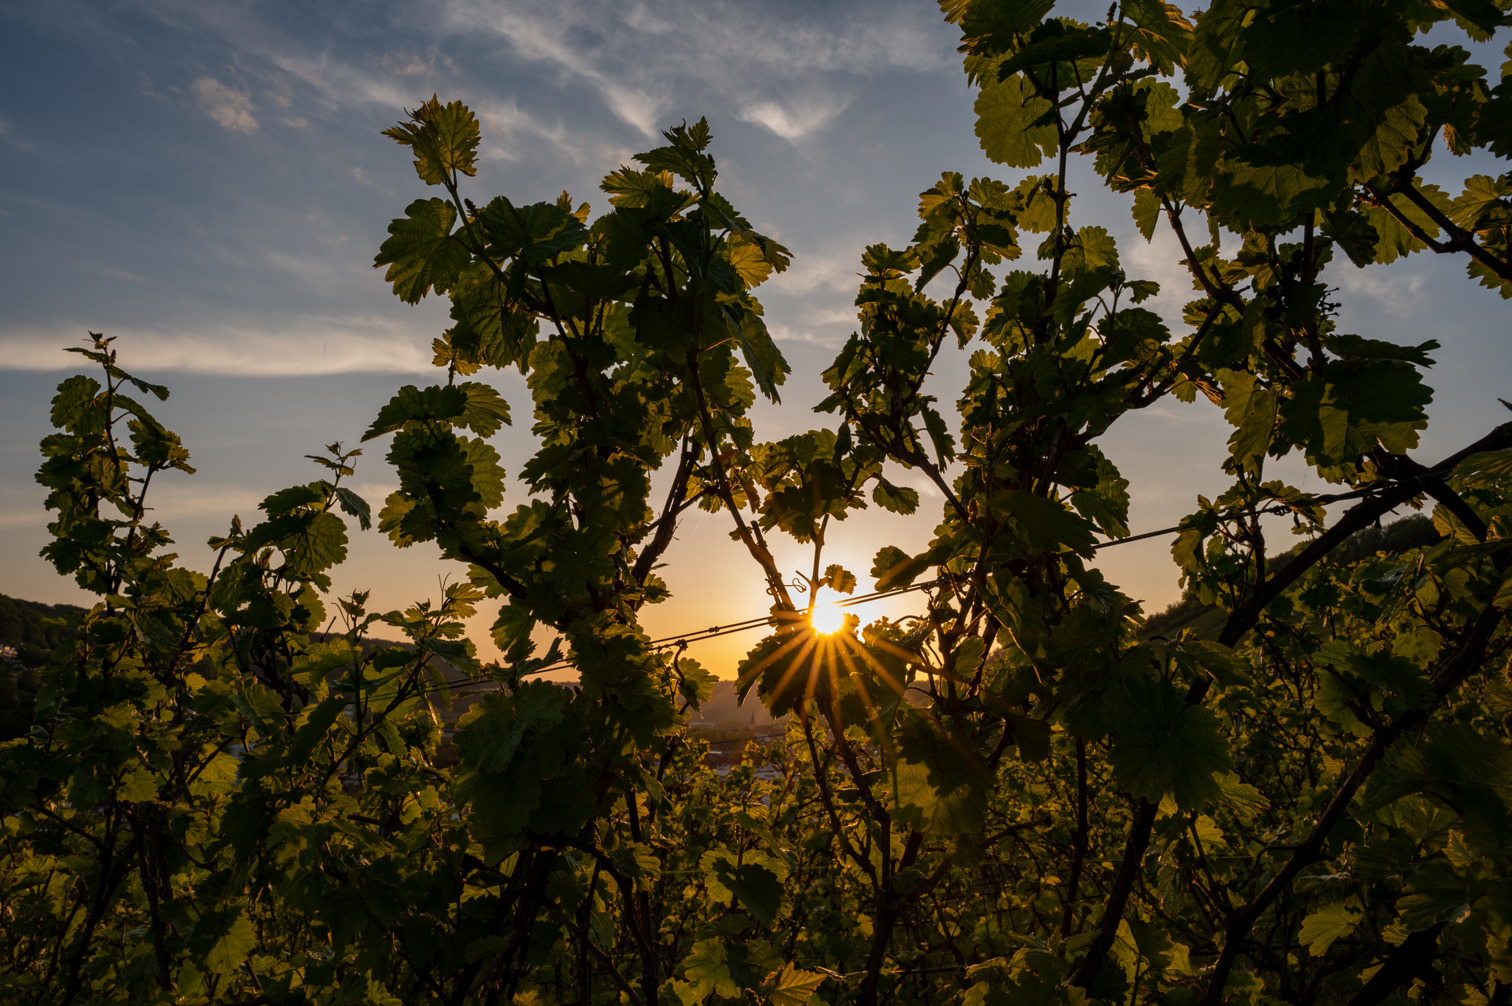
434;0;948;136
262;52;417;114
768;319;850;347
437;3;668;135
350;481;399;503
266;74;295;109
475;98;588;164
379;51;435;77
608;0;950;77
602;86;665;139
738;94;853;142
192;76;258;133
805;306;858;330
1121;225;1199;329
770;251;861;295
0;316;434;376
1331;262;1427;316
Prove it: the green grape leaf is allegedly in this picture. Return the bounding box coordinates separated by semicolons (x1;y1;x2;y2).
662;979;703;1006
1352;95;1429;183
382;96;480;185
1320;335;1437;365
702;850;787;926
1132;187;1162;241
375;198;469;304
610;842;662;890
975;72;1058;168
921;406;957;465
1315;669;1371;737
676;657;718;708
117;765;158;803
601;166;677;208
637;118;717;190
1454;448;1512;489
1318;206;1383;268
1109;677;1230;810
1450;175;1512;231
1180;639;1251;687
1278;360;1433;472
287;694;347;765
727;236;778;288
259;484;323;516
724;305;789;404
888;756;987;836
872;477;920;514
458;382;511;436
1221;370;1278;472
1186;0;1246;93
1473;89;1512;158
760;964;828;1006
365;384;467;440
994;25;1110;82
455;681;569;773
333;487;371;530
479;197;588;263
872;545;938;591
683;939;740;999
1212;156;1332;231
890;714;988;834
988;490;1097;559
193;909;257;976
822;563;857;595
1299;904;1360;956
49;374;103;431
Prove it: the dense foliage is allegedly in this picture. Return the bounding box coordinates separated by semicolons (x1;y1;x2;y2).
4;0;1512;1003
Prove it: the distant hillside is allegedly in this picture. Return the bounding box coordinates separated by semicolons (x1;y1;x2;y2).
1141;514;1442;641
0;594;84;742
0;593;84;665
689;679;779;733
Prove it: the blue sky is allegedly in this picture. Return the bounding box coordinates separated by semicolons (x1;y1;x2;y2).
2;0;1508;671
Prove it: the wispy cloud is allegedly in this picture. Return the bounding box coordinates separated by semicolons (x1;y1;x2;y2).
475;98;592;165
0;316;434;376
738;94;853;142
261;52;418;115
436;2;667;135
192;76;258;133
378;50;457;78
767;307;855;347
1121;225;1199;329
0;115;41;154
609;0;950;76
770;251;862;295
1331;261;1427;317
435;0;949;137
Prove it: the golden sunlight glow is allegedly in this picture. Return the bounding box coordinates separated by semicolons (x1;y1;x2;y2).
808;597;846;635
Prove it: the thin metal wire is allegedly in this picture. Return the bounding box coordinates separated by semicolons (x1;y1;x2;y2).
388;479;1417;701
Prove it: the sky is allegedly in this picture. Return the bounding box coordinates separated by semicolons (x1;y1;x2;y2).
1;0;1509;675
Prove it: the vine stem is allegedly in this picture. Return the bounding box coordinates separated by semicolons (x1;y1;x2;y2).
1199;596;1504;1005
685;345;794;609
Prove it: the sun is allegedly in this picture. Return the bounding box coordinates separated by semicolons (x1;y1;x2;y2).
808;597;846;635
